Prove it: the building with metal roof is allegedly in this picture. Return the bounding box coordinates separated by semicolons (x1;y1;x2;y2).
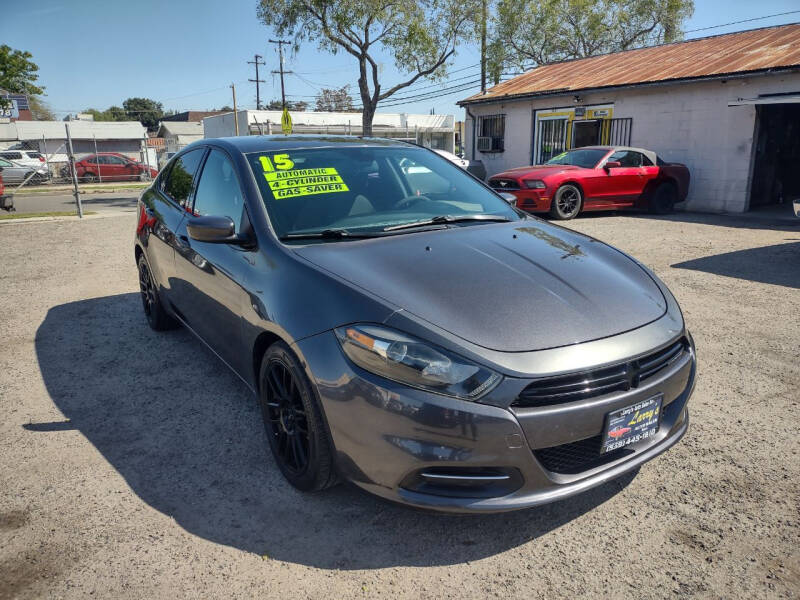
459;23;800;214
156;120;204;153
0;120;152;170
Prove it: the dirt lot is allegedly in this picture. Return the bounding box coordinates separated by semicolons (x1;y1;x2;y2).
0;211;798;599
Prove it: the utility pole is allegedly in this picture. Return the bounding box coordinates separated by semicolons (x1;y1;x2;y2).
269;39;293;109
480;0;487;93
64;123;83;218
247;54;266;110
230;83;239;136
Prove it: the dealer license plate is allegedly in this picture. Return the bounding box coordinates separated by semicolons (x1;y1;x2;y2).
601;394;663;454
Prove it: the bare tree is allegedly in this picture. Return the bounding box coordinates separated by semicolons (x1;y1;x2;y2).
257;0;477;135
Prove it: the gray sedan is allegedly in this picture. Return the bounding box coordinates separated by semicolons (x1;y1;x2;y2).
0;157;47;184
134;135;695;513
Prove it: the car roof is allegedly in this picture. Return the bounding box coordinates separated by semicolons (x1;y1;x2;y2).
194;134;413;155
573;145;658;163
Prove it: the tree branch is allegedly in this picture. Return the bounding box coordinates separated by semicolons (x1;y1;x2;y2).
378;47;455;100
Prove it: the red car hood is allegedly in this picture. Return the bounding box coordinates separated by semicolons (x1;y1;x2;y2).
492;165;583;180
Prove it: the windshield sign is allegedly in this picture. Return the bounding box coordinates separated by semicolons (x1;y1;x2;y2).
247;146;519;239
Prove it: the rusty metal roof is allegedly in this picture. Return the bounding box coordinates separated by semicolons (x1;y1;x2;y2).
461;23;800;105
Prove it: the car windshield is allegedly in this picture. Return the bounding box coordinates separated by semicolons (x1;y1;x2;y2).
545;148;609;168
247;145;519;239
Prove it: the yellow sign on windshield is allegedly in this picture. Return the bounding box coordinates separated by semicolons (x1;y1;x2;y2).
258;155;349;199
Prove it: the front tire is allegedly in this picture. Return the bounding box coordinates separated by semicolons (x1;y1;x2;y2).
82;172;98;183
137;254;178;331
258;342;338;492
549;184;583;220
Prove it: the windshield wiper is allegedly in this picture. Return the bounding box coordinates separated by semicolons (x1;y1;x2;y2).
383;214;511;232
279;228;379;241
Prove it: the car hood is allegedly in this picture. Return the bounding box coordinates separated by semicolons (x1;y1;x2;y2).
293;221;667;352
492;165;583;180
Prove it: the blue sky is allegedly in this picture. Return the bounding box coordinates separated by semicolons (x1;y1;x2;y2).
2;0;799;120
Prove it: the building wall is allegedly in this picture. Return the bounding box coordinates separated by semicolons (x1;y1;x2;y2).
464;71;800;212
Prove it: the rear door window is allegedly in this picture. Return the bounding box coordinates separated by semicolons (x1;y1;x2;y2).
163;148;205;208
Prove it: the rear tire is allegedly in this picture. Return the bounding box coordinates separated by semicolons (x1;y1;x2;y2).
83;172;98;183
549;184;583;220
258;342;339;492
137;254;178;331
649;183;678;214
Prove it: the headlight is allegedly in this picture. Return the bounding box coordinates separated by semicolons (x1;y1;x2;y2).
523;179;546;189
335;325;501;400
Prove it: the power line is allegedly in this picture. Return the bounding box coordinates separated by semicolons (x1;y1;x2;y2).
684;10;800;35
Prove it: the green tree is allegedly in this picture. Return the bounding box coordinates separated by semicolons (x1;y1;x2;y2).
0;45;45;112
0;45;44;96
265;99;308;111
122;97;164;130
83;106;127;122
492;0;693;72
257;0;477;135
315;85;355;112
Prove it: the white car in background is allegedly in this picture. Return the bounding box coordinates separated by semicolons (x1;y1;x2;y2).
0;149;46;170
433;149;487;181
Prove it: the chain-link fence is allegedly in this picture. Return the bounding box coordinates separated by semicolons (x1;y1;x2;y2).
0;127;158;191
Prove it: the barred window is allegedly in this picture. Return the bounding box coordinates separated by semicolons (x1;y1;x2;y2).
478;114;505;152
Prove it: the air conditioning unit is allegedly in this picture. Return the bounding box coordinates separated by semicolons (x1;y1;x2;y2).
476;136;493;152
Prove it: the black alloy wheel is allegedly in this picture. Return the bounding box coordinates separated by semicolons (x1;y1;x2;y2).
137;255;178;331
550;184;583;220
259;342;338;492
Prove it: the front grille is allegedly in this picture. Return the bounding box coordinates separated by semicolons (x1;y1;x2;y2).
533;434;634;474
488;178;520;191
513;338;687;408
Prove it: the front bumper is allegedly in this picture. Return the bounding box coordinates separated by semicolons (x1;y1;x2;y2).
510;189;550;212
294;326;696;513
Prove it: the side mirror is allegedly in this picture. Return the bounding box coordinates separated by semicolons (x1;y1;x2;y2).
498;191;518;206
187;215;243;244
604;161;622;171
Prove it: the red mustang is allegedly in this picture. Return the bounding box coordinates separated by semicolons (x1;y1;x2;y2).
489;146;690;220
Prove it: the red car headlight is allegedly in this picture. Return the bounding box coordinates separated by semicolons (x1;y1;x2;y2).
523;179;546;190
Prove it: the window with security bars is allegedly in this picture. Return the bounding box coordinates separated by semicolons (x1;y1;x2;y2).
477;114;505;152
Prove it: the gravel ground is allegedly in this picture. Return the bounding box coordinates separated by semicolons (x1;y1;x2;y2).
0;211;798;599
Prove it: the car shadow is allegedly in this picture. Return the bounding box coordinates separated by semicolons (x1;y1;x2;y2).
672;242;800;289
33;293;636;569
